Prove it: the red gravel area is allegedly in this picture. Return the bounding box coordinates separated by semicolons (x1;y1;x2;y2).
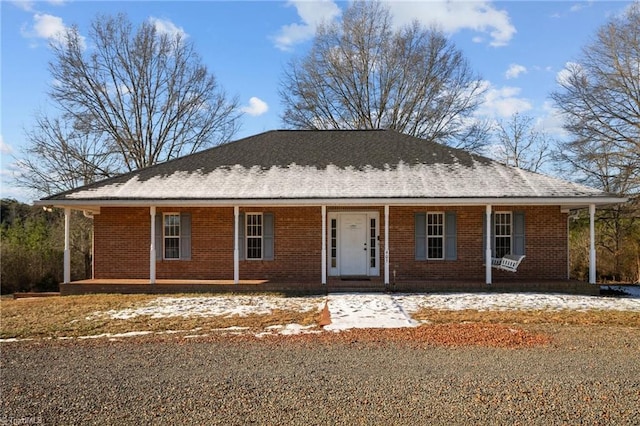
259;323;553;349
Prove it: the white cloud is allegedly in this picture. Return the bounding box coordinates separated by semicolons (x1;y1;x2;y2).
29;13;65;39
241;97;269;116
11;0;35;11
505;64;527;79
537;101;568;138
20;13;84;48
387;0;516;47
273;0;342;51
149;17;188;39
273;0;515;50
556;62;582;86
0;135;13;155
475;81;532;118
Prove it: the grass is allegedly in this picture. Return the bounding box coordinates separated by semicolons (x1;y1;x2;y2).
2;294;638;341
412;308;640;327
0;294;320;339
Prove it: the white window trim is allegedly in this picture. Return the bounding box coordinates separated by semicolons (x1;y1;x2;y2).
163;212;180;260
494;211;513;258
245;212;263;260
426;212;445;260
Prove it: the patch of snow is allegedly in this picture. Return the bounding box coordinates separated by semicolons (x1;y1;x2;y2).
396;292;640;313
255;323;321;337
0;338;34;343
77;331;153;340
90;295;325;320
324;294;419;331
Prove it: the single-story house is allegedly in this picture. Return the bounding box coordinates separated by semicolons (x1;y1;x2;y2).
37;130;625;294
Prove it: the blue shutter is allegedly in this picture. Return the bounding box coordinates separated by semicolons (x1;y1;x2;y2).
415;213;426;261
238;213;245;261
180;213;191;260
513;211;525;256
263;212;274;260
445;211;457;260
155;214;163;260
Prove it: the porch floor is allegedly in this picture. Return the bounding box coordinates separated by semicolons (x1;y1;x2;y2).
60;278;600;296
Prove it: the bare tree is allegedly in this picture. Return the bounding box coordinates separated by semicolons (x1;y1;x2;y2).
551;3;640;282
279;1;488;151
550;3;639;196
18;13;241;194
493;113;553;172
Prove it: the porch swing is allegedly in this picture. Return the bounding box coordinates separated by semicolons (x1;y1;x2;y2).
491;254;526;273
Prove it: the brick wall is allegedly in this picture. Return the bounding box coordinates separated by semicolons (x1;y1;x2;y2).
93;205;568;282
389;206;567;281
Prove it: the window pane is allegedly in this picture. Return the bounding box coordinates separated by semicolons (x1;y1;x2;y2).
165;237;180;259
246;214;263;259
330;218;337;268
247;237;262;259
426;213;444;259
427;237;443;259
494;213;512;257
164;214;180;237
496;237;511;258
164;214;180;259
370;218;376;268
247;214;262;237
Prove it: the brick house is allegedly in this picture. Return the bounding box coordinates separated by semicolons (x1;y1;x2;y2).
37;130;624;294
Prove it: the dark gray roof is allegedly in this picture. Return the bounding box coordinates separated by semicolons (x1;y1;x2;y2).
42;129;614;203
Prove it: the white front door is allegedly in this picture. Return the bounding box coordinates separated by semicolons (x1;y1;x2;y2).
339;213;368;276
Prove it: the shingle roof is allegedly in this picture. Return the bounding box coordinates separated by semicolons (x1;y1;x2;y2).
42;129;613;203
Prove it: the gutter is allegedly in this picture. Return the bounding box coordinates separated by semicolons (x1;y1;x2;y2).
34;196;628;211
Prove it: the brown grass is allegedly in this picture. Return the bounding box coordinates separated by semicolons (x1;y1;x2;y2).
0;294;319;339
412;308;640;327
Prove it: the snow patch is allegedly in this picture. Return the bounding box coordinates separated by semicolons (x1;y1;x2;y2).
324;294;419;331
90;295;325;320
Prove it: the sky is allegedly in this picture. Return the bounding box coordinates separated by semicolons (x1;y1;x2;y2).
0;0;635;202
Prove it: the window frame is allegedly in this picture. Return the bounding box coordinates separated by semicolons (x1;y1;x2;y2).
245;212;263;260
426;212;445;260
494;211;513;258
163;212;181;260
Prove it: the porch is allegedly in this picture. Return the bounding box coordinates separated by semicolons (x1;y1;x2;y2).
60;278;600;296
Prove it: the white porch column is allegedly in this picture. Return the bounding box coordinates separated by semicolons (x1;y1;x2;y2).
485;205;492;285
234;206;240;284
589;204;596;284
384;205;390;285
63;207;71;284
321;206;327;284
150;206;156;284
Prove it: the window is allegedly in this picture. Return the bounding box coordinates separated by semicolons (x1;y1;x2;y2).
330;219;337;268
427;213;444;260
370;218;377;268
415;211;457;261
163;213;180;259
246;213;263;260
494;212;512;258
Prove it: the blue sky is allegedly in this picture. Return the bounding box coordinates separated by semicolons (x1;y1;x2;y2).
0;0;634;202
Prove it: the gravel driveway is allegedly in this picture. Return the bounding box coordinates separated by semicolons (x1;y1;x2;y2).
2;326;639;425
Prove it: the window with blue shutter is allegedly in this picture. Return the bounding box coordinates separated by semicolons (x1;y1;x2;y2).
416;211;457;261
483;211;525;259
242;212;274;261
156;212;191;260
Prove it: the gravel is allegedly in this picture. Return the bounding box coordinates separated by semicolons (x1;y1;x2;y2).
2;327;639;425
